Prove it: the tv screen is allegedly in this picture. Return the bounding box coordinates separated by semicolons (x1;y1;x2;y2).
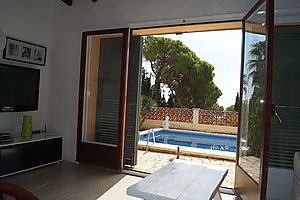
0;64;40;112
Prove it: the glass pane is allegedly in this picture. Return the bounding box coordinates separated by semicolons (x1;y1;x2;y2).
82;33;123;146
239;3;267;182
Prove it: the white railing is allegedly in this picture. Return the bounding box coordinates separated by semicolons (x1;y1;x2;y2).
146;129;156;152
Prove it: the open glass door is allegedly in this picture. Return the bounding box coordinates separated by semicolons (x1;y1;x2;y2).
76;28;130;170
235;0;274;199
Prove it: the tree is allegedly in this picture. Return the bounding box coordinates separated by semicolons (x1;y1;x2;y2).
234;92;240;112
167;94;174;108
210;103;224;111
143;36;195;103
143;36;222;109
225;93;239;112
226;105;235;111
141;67;152;97
158;93;168;107
247;41;265;87
242;74;248;95
246;41;266;157
140;67;157;128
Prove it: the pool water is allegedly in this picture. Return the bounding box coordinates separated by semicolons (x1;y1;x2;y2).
140;130;237;152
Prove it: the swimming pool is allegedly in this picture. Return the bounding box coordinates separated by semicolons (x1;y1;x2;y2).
140;129;237;153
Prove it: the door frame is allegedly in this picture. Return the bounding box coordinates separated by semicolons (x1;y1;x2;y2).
235;0;274;199
76;28;131;170
75;9;274;194
124;20;243;172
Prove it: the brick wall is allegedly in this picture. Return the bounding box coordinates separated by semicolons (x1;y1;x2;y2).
198;109;238;127
144;107;193;123
144;107;238;127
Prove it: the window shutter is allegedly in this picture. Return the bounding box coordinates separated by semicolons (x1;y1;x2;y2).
125;36;142;166
269;25;300;168
94;37;123;146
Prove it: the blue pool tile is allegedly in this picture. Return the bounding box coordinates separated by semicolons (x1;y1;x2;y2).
140;130;236;152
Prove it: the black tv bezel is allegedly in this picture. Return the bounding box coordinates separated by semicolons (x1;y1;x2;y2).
0;63;40;112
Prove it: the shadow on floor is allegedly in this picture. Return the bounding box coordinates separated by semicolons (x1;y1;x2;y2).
3;161;125;200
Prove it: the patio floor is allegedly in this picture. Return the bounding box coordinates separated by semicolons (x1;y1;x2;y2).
134;150;236;188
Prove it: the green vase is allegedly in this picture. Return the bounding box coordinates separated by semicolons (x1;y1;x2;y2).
22;115;32;137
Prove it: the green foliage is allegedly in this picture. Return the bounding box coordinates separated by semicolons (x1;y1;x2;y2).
167;94;174;108
210;103;224;111
234;93;240;112
139;95;156;128
143;36;222;109
225;94;240;112
226;105;235;111
246;41;266;157
140;95;156;117
158;95;167;107
247;87;264;157
248;41;266;87
141;67;152;97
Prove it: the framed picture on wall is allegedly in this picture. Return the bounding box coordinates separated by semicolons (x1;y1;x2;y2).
3;37;47;66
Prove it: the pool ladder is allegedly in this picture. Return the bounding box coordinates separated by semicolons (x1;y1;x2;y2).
146;129;156;152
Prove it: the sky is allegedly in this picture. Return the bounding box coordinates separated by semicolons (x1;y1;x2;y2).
142;29;243;109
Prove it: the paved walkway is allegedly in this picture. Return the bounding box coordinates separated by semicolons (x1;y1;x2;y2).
239;156;260;182
135;150;236;188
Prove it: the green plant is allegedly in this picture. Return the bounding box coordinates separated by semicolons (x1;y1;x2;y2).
139;95;156;128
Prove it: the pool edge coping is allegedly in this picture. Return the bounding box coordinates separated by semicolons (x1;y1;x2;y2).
138;141;236;161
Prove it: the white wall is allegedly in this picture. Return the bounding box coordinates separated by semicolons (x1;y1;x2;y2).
267;167;294;200
48;0;300;162
0;0;299;198
48;2;300;199
48;0;259;162
0;0;54;135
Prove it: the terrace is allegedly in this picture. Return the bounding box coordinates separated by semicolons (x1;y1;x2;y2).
135;150;236;188
133;107;239;188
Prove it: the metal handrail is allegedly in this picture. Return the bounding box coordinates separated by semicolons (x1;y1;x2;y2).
146;129;156;152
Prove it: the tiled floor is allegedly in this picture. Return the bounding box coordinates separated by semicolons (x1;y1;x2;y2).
134;150;236;188
2;162;126;200
98;175;238;200
2;161;238;199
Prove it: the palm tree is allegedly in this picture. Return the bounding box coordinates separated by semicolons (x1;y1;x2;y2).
242;74;248;95
246;40;266;157
247;41;266;87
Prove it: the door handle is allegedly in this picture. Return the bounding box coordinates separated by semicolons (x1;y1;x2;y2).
272;104;282;124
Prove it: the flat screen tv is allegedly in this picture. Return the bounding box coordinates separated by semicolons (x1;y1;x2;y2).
0;64;40;112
